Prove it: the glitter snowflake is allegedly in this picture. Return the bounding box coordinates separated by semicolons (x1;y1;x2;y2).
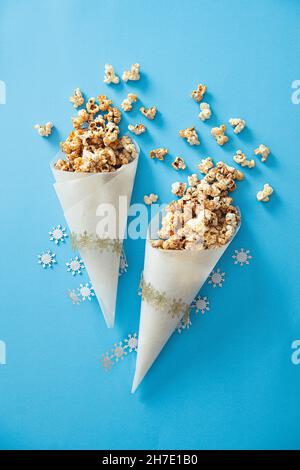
208;268;225;288
66;256;85;276
119;248;128;276
191;296;210;314
176;313;192;334
49;225;68;245
124;333;138;352
67;289;81;305
38;249;56;268
111;342;127;362
77;282;95;301
101;353;113;371
232;248;252;266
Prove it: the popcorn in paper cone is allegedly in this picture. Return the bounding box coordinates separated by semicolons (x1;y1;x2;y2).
132;160;243;391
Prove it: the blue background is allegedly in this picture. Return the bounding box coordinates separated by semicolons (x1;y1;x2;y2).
0;0;300;450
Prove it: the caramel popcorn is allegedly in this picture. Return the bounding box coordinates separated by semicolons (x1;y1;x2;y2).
149;148;168;161
179;126;200;146
34;122;53;137
257;183;273;202
211;125;229;146
229;118;246;134
128;123;146;135
198;157;214;174
144;193;158;205
122;63;140;82
172;156;186;170
140;106;157;120
233;150;255;168
152;160;243;250
199;102;212;121
69;88;84;108
121;93;138;112
254;144;270;162
103;64;120;84
55;94;137;173
191;84;207;102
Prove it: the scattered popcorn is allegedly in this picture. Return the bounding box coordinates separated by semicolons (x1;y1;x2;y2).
179;126;200;145
151;161;243;250
233;150;255;168
171;182;187;197
211;124;229;146
103;64;120;84
257;183;273;202
172;156;186;170
128;123;146;135
69;88;84;108
140;106;157;120
34;122;53;137
149;148;168;161
122;63;140;82
55;94;137;173
198;157;214;174
144;193;158;205
191;84;207;102
121;93;138;112
199;102;212;121
254;144;270;162
229;118;246;134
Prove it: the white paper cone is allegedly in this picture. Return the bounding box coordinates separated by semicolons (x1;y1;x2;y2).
51;145;139;328
132;225;238;392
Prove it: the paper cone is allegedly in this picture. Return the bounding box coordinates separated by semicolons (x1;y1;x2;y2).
132;224;238;392
51;145;139;328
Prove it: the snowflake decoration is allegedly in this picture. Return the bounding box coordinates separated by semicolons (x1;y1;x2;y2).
176;313;192;334
66;256;85;276
101;353;113;371
77;282;95;301
124;333;138;352
49;225;68;245
119;248;128;276
67;289;81;305
38;249;56;268
111;342;127;362
191;296;210;314
208;268;225;288
232;248;252;266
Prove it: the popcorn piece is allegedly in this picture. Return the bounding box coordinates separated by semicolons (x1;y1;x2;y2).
122;63;140;82
128;123;146;135
140;106;157;120
198;157;214;174
233;150;255;168
171;182;187;197
254;144;270;162
103;64;120;84
172;156;186;170
86;97;100;115
229;118;246;134
188;174;199;186
257;183;273;202
70;88;84;108
149;148;168;161
199;102;212;121
144;193;158;205
191;84;207;102
121;93;138;112
104;106;122;124
211;125;229;146
34;122;53;137
71;109;89;128
179;126;200;146
97;95;113;112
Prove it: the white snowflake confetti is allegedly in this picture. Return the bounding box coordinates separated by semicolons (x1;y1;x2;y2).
38;249;56;268
208;268;225;288
119;248;128;276
176;313;192;334
124;333;138;352
66;256;85;276
232;248;253;266
191;296;210;314
100;333;138;371
77;282;95;301
111;342;127;362
67;289;81;305
101;353;113;371
49;225;68;245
